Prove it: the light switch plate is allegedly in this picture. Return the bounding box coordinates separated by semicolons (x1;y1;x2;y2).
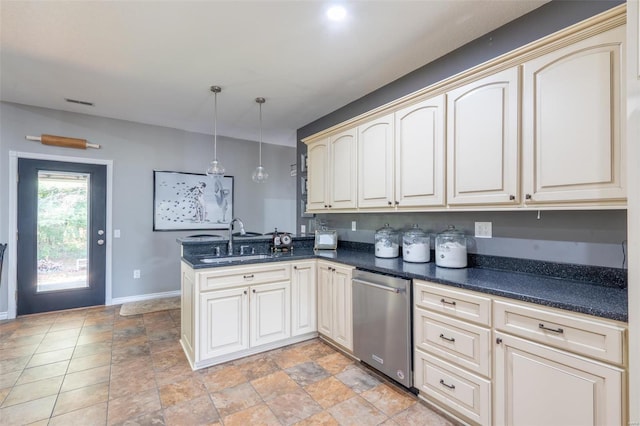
351;221;357;231
475;222;492;238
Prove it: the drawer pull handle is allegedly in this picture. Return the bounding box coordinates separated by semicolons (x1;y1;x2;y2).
439;334;455;343
244;274;254;279
439;379;455;390
440;298;456;306
539;323;564;334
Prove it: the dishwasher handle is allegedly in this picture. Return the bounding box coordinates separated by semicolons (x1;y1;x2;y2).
352;278;405;294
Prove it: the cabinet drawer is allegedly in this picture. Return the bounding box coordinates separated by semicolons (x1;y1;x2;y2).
415;349;491;426
414;280;491;326
494;300;625;365
199;263;291;291
414;307;491;377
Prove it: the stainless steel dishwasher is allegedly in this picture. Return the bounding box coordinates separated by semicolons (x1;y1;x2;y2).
352;269;412;388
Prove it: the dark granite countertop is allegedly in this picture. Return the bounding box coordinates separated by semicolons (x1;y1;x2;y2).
181;248;627;323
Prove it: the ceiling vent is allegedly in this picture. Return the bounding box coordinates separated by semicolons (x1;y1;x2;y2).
64;98;94;106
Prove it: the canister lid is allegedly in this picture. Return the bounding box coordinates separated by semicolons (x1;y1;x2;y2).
404;224;427;238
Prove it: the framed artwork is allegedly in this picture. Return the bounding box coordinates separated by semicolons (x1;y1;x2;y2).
153;171;233;231
301;176;307;195
300;153;308;172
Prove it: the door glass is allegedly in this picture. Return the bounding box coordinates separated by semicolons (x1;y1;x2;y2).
37;171;90;292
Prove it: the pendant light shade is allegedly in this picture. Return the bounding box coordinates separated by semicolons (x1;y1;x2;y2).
252;97;269;183
206;86;226;178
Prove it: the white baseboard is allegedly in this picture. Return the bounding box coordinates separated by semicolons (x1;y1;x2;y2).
0;312;8;320
110;290;181;306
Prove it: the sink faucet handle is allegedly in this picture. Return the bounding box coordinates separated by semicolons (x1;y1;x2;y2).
240;245;251;255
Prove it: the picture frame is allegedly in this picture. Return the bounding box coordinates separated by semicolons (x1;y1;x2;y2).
301;176;307;195
300;153;307;173
153;171;233;231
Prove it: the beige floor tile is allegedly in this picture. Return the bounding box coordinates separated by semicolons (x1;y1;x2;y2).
234;354;280;381
266;389;323;425
305;376;356;409
0;388;9;405
158;376;207;408
361;383;416;417
0;344;38;361
0;355;30;374
72;340;112;358
111;343;151;364
328;395;388;426
27;347;74;368
34;337;79;354
61;365;110;392
151;347;186;371
67;351;112;373
111;408;165;426
315;352;355;375
285;361;330;387
1;376;63;408
109;368;157;400
296;340;337;360
0;334;45;350
15;360;68;386
110;356;154;379
0;370;21;390
251;370;301;401
154;362;196;387
201;364;248;393
292;410;339;426
163;394;220;426
53;382;109;416
49;319;85;332
335;365;382;394
48;402;108;426
222;403;281;426
9;324;51;339
391;401;457;426
0;395;57;425
211;382;262;418
272;346;312;369
106;389;162;425
76;330;113;346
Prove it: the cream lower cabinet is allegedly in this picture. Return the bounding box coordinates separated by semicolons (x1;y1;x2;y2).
181;261;317;370
291;261;317;336
317;261;354;351
494;299;626;426
522;25;626;205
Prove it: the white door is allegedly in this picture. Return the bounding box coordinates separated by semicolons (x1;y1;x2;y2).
250;281;291;347
522;26;625;204
358;114;394;208
447;67;520;205
200;287;249;359
395;95;446;207
494;332;623;426
291;261;317;336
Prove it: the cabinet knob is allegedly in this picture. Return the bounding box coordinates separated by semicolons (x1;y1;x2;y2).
395;201;399;205
388;201;392;206
328;205;332;208
496;337;503;344
324;204;328;208
293;266;297;270
244;290;247;295
525;194;532;200
252;289;256;293
509;195;515;201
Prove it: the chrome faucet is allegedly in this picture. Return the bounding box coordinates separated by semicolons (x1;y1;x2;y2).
228;217;246;255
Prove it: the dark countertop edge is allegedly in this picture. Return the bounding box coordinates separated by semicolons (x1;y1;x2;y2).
182;249;628;323
178;235;315;244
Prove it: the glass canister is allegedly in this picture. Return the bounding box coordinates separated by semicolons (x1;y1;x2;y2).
375;224;400;258
402;224;430;263
435;225;468;268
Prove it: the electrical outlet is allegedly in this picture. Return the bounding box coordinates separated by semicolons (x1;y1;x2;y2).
114;229;121;238
133;269;141;279
301;224;306;234
352;221;357;231
475;222;492;238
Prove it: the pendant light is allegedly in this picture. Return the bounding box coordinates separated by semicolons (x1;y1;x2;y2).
252;97;269;183
206;85;225;178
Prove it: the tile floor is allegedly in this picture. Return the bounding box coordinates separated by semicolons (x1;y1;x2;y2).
0;305;456;425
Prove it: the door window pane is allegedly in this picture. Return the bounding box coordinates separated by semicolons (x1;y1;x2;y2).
37;171;90;292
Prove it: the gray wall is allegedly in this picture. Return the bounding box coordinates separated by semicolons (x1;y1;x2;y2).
0;102;296;312
296;0;627;268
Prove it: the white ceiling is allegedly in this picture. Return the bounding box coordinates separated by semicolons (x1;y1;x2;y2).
1;1;547;147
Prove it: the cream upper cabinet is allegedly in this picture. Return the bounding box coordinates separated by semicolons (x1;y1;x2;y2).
447;67;520;206
306;138;328;211
395;95;446;208
328;128;358;210
522;26;626;205
358;113;394;208
306;129;357;212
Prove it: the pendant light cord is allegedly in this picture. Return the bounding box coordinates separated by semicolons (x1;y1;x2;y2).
258;101;263;166
214;90;218;160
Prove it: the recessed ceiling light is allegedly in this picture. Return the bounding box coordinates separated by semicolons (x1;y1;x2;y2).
327;5;347;21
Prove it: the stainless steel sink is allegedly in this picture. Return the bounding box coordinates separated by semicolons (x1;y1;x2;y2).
200;254;271;264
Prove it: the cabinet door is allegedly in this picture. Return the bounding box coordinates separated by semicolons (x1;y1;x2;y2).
180;263;195;361
395;95;446;207
316;263;333;338
447;67;520;205
250;281;291;347
522;26;625;204
329;129;358;209
358;114;394;208
331;264;353;351
306;138;328;211
495;332;623;426
291;261;317;336
200;287;249;360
